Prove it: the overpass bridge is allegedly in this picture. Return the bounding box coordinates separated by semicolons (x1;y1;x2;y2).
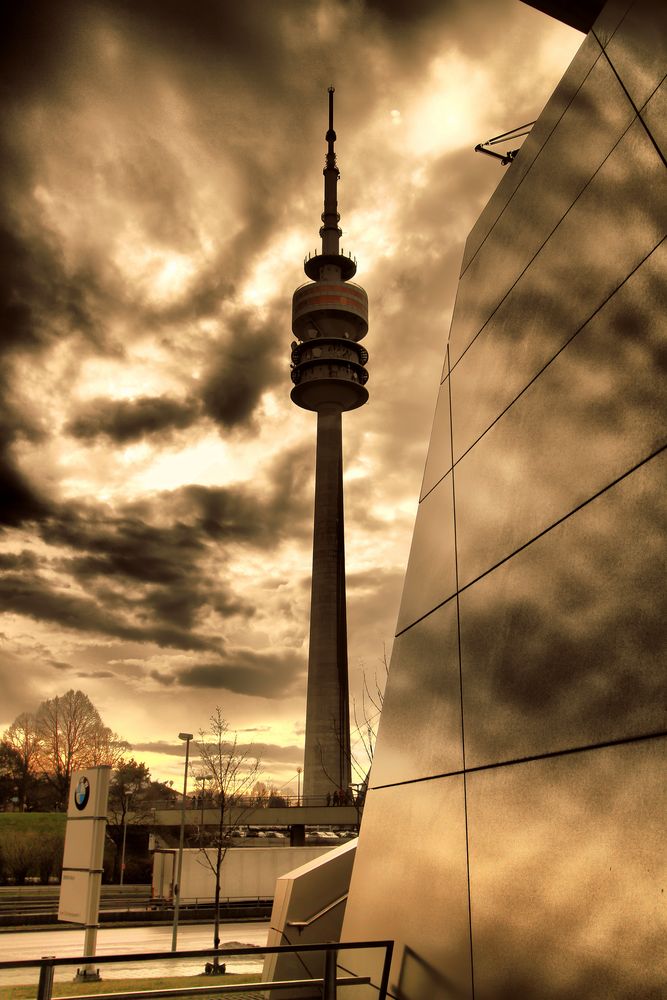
118;803;359;846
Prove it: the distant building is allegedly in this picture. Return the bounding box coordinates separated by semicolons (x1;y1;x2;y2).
342;1;666;997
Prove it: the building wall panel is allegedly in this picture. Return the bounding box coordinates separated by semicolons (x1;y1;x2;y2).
344;778;472;1000
459;450;666;768
467;738;667;1000
602;0;667;108
449;237;665;466
453;239;667;587
419;376;452;500
370;600;462;787
395;472;456;632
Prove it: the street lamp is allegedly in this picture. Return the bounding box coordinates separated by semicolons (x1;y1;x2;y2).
171;731;193;952
296;767;302;807
119;790;132;886
198;774;213;828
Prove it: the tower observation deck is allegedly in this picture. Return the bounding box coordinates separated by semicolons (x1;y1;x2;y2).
291;88;369;802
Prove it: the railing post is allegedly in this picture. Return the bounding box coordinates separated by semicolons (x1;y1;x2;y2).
37;956;55;1000
323;946;338;1000
378;941;394;1000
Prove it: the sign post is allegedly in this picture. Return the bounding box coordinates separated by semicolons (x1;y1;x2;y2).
58;766;111;981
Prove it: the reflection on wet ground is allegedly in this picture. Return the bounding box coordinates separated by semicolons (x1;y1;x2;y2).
0;921;268;986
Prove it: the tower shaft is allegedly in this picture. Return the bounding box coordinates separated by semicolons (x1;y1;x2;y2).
303;406;351;801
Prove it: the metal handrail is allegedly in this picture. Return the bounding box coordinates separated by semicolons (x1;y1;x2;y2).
1;939;394;1000
287;892;348;929
56;975;372;998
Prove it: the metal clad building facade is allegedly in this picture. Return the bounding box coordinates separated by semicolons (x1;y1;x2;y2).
342;1;666;997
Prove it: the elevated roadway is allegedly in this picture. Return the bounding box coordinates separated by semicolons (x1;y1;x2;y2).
136;805;358;828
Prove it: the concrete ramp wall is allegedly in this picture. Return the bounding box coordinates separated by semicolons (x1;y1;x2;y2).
262;838;357;997
152;846;333;901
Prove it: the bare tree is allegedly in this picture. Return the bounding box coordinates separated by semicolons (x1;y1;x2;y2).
34;690;129;806
317;649;388;825
3;713;40;809
349;651;388;802
194;708;261;973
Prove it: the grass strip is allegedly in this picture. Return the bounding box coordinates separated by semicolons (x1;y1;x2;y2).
0;971;263;999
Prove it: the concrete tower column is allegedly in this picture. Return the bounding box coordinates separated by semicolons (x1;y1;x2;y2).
303;404;351;801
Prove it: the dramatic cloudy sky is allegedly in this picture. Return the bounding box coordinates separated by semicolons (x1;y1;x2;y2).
0;0;582;789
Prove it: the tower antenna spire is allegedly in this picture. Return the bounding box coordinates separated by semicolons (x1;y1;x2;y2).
320;85;341;256
327;85;335;142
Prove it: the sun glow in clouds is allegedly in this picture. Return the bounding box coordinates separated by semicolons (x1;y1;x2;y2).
114;235;199;306
240;229;306;310
404;52;497;157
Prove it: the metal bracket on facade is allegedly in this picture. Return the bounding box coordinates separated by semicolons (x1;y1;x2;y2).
475;120;536;165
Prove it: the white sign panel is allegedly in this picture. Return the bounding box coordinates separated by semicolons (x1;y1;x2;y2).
58;870;95;923
62;818;97;871
59;766;110;927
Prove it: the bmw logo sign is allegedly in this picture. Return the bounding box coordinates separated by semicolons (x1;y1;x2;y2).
74;776;91;811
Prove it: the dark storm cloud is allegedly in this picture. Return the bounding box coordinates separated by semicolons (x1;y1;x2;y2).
102;139;201;252
65;307;286;444
0;227;53;355
363;0;451;23
131;740;183;756
362;0;568;64
201;317;283;430
67;396;199;444
249;743;303;764
0;436;312;651
48;508;207;586
0;147;128;528
0;430;50;527
0;1;78;96
108;0;288;78
44;500;254;636
171;648;306;699
0;198;117;361
0;222;85;526
0;571;220;652
0;551;40;571
180;443;312;544
133;738;303;765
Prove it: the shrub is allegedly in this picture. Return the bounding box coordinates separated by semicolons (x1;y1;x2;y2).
37;832;64;884
2;831;38;884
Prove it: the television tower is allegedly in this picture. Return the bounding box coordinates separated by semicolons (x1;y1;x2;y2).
291;87;369;802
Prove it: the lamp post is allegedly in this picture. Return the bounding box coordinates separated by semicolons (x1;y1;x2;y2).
297;767;302;807
198;774;213;828
171;732;193;952
119;791;132;886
